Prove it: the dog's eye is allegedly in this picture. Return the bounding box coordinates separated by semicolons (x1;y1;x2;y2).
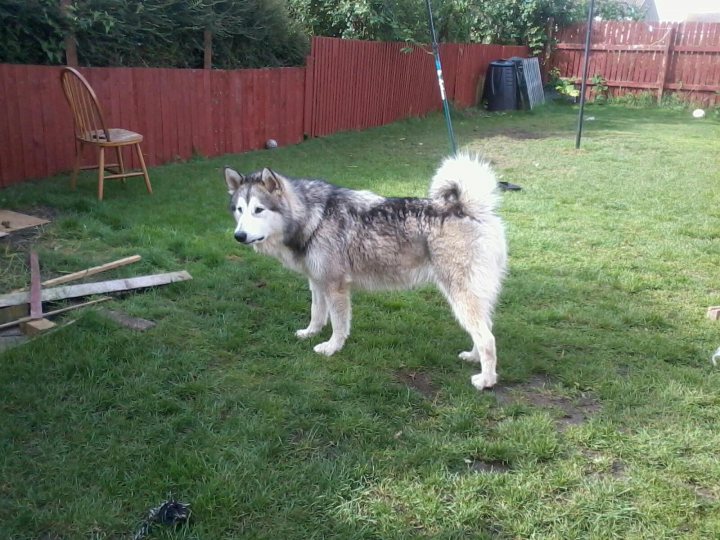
236;207;243;214
254;207;265;215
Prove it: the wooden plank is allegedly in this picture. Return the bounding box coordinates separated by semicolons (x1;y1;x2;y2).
20;318;56;336
0;296;112;331
0;211;50;234
665;82;720;92
160;68;178;162
303;55;314;138
0;65;13;187
100;309;156;331
211;69;227;156
29;252;42;320
657;27;676;103
0;304;28;325
0;271;192;309
4;66;28;185
19;66;46;180
40;255;142;289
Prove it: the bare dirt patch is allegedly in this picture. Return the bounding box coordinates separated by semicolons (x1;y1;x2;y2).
486;128;550;140
394;370;439;400
466;459;511;474
582;449;627;479
492;374;601;430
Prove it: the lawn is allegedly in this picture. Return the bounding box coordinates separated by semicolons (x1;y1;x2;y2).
1;103;720;539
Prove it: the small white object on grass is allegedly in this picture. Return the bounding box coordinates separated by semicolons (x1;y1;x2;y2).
712;346;720;366
265;139;278;149
692;109;705;119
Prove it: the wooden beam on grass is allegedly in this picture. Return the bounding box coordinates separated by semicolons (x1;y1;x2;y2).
25;251;56;335
29;251;42;319
0;297;112;331
40;255;142;289
0;271;192;309
20;318;57;336
0;210;49;235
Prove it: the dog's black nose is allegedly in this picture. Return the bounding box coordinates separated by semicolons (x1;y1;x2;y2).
234;231;247;243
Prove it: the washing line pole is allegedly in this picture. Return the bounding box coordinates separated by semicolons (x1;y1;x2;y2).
425;0;457;156
575;0;596;149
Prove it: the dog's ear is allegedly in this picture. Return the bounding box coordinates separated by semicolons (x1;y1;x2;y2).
261;168;283;195
224;167;245;195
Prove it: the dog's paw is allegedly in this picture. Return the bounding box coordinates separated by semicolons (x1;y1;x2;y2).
459;350;481;363
296;327;320;340
313;341;341;356
471;372;497;390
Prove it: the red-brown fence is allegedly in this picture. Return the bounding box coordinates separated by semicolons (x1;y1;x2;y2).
0;66;307;186
306;38;525;137
0;37;528;188
551;21;720;106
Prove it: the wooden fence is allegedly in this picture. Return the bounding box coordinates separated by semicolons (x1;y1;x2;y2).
0;37;527;188
306;38;524;137
551;21;720;105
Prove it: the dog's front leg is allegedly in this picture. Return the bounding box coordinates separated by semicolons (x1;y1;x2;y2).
313;283;351;356
296;279;329;339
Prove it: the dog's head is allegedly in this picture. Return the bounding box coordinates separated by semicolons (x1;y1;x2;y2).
225;167;287;245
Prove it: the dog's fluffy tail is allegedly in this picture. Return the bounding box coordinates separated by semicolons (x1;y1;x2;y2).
429;153;499;218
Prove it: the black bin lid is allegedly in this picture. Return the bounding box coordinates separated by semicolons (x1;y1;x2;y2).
489;60;515;68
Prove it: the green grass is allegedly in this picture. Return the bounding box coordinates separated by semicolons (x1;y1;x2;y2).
1;103;720;539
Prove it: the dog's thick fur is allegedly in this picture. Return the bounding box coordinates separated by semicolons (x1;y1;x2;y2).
224;154;507;389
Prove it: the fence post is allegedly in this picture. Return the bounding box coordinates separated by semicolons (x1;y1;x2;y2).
656;25;675;104
61;0;78;66
303;53;314;138
204;30;212;69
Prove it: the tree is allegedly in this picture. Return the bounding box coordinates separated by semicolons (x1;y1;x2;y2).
288;0;645;53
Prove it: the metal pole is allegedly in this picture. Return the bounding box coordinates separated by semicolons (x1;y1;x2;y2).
425;0;457;155
575;0;595;149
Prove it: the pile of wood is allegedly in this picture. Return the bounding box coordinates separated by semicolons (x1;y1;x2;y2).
0;253;191;335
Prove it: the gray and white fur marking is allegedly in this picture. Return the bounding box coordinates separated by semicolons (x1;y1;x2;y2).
224;154;507;390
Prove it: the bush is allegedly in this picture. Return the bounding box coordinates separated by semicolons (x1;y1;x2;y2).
0;0;68;65
0;0;308;68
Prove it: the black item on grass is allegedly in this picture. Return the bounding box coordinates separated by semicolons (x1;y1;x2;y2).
133;498;191;540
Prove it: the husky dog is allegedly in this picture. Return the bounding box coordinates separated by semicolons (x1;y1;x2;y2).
224;154;507;390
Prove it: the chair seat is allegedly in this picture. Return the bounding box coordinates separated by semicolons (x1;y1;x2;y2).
79;128;143;146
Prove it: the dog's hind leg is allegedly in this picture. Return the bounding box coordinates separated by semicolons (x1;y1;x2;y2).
313;283;351;356
439;287;498;390
467;321;497;391
296;280;329;339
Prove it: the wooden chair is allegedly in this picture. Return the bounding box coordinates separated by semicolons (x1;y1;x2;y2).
60;67;152;200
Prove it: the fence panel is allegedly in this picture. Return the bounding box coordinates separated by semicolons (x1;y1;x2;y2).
552;21;720;105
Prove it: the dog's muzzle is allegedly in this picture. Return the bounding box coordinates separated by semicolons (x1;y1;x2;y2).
234;231;264;244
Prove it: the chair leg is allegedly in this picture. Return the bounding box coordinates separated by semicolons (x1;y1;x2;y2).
98;147;105;201
71;141;82;190
135;144;152;195
116;147;126;184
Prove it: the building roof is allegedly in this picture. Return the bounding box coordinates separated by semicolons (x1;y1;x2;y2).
624;0;660;22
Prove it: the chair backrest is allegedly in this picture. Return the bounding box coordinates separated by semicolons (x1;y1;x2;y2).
60;67;110;142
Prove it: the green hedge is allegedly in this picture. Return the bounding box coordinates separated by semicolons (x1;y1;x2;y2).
0;0;308;68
